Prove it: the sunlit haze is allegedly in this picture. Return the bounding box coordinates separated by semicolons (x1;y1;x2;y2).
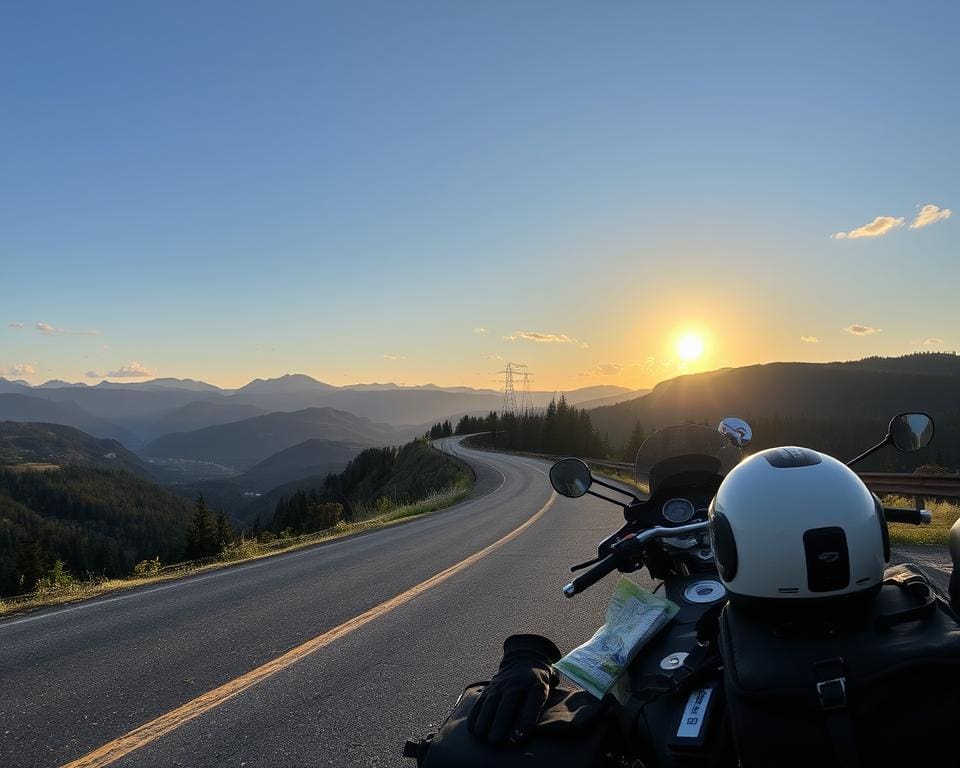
2;2;956;391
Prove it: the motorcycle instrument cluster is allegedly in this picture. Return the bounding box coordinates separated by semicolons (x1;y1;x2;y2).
661;497;695;524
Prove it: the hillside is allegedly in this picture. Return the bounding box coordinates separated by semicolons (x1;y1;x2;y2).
171;438;366;517
0;422;153;478
590;353;960;469
126;400;268;443
239;438;363;491
574;388;650;410
141;407;412;471
240;440;468;529
0;394;134;444
0;466;194;596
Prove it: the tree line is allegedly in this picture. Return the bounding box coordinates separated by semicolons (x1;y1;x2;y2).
430;396;611;458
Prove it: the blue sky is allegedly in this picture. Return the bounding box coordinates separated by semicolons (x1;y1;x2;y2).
2;1;957;388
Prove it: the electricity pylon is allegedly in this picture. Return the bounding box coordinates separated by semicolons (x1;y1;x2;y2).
497;362;530;416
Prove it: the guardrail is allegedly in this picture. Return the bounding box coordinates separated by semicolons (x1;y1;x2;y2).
858;473;960;509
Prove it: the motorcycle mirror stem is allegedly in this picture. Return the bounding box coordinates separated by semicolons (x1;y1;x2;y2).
549;457;642;507
846;412;935;468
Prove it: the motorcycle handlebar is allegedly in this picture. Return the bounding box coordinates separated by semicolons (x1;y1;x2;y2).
563;553;618;597
883;506;932;526
563;521;711;597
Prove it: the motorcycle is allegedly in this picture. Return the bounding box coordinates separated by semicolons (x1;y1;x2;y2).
407;412;956;767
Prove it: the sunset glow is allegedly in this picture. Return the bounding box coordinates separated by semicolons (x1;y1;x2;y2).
676;333;705;362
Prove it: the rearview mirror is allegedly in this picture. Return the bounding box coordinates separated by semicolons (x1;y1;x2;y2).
549;458;593;498
889;412;935;453
719;417;753;448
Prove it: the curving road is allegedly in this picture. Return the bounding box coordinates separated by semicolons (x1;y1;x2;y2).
0;438;631;768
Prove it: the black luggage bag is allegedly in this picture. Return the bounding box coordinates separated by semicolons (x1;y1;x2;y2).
719;564;960;768
404;681;615;767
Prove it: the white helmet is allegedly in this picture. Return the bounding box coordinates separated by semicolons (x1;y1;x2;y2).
709;446;888;603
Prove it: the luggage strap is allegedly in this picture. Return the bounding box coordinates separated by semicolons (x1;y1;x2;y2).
877;566;938;629
626;603;724;716
814;657;859;768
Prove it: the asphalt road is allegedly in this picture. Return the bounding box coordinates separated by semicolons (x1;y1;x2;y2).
0;438;632;768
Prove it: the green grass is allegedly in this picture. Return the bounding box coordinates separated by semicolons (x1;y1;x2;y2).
885;496;960;547
0;478;474;618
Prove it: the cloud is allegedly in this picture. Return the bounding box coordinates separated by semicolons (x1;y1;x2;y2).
503;331;589;349
36;322;99;336
844;324;881;336
8;363;35;376
923;338;944;345
107;361;153;378
831;216;904;240
8;322;24;329
482;353;505;361
382;354;406;361
910;204;952;230
85;370;103;379
800;336;820;343
473;327;489;335
580;362;624;377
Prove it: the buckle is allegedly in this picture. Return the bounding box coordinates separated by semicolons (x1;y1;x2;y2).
816;677;847;710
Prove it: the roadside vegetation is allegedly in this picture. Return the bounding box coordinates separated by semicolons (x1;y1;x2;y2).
0;439;472;615
883;496;960;547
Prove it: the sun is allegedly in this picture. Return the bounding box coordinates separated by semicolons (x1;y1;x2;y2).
676;332;704;361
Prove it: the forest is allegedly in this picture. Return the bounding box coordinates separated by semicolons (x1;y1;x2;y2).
268;439;468;535
0;438;467;598
0;467;195;597
431;396;610;458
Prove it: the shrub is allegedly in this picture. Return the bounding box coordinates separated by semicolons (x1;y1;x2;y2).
34;560;76;594
132;556;162;577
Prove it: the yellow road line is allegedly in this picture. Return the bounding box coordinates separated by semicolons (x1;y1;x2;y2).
61;492;556;768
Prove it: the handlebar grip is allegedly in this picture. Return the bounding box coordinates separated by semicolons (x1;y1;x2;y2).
563;552;618;597
883;506;932;526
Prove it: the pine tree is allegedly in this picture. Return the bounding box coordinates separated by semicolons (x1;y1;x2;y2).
185;495;216;559
624;420;647;460
15;539;44;594
215;511;233;552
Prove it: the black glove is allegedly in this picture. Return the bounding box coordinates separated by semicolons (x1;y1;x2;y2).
467;634;561;745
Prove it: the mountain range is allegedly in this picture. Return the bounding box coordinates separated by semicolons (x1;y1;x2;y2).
141;407;409;472
0;375;642;446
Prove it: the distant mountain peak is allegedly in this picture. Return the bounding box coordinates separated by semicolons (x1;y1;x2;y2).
238;374;335;393
37;379;87;389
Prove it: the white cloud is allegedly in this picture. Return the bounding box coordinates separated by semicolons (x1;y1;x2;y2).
473;327;489;335
831;216;904;240
910;204;952;230
844;324;882;336
800;336;820;343
36;322;99;336
482;353;505;361
85;370;103;379
382;354;406;361
923;338;944;345
8;363;35;376
504;330;589;348
580;362;624;377
107;361;153;378
8;322;24;330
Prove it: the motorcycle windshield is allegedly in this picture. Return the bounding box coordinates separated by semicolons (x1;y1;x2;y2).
634;425;740;496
